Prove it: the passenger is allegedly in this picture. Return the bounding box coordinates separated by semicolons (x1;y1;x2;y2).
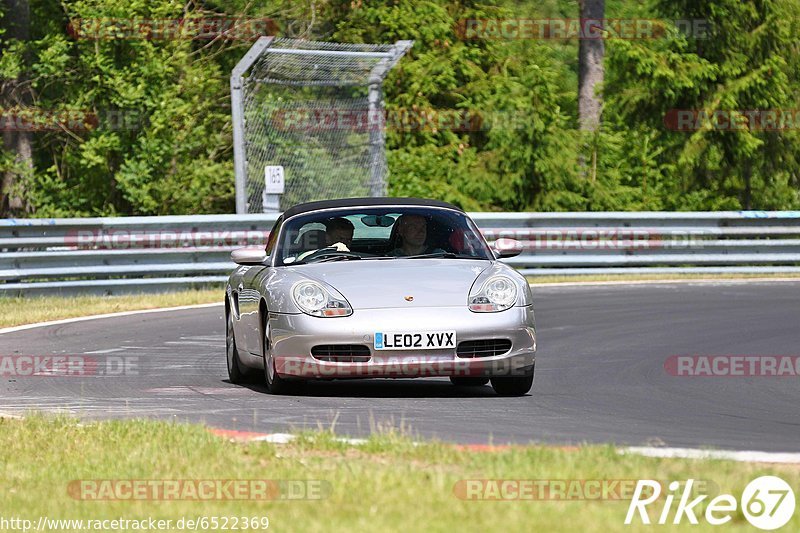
389;214;443;256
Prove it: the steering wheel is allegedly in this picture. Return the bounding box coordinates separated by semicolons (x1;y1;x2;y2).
300;248;361;263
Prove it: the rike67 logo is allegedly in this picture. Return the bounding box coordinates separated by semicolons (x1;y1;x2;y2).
625;476;796;530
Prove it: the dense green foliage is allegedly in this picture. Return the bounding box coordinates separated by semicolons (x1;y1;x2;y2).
1;0;798;216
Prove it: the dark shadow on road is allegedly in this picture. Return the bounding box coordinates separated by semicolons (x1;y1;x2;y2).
230;377;518;399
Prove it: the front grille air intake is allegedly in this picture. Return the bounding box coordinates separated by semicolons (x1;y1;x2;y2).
456;339;512;358
311;344;371;362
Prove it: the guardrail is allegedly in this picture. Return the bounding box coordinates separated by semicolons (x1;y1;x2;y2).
2;211;800;295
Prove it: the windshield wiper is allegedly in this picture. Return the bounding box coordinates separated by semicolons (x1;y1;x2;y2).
314;254;362;263
404;252;477;259
288;252;362;265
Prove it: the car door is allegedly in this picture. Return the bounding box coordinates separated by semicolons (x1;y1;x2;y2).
228;262;247;342
237;267;265;353
238;216;282;354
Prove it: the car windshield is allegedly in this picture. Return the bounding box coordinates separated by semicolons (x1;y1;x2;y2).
275;206;493;266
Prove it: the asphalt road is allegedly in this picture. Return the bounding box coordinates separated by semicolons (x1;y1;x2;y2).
2;281;799;451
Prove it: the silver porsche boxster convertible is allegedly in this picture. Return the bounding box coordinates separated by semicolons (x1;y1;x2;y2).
225;197;536;396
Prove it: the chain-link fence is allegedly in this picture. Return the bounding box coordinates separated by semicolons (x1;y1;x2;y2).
231;37;412;213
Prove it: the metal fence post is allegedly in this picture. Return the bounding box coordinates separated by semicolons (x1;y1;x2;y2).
230;38;412;212
231;37;274;214
367;82;384;197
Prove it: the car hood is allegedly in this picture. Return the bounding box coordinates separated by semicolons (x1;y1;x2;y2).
286;259;491;309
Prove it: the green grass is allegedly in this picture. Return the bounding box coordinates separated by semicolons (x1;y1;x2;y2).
0;289;222;328
1;416;798;532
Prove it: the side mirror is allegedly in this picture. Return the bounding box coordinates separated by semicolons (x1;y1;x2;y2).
231;246;267;265
492;238;524;259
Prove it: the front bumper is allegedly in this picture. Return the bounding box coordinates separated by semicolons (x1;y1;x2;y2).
268;305;536;379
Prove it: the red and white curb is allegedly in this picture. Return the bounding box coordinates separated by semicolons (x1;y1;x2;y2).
3;416;798;463
207;428;367;445
206;429;800;464
620;446;800;464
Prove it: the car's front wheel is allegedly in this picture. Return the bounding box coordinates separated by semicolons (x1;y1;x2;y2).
449;376;490;387
263;327;305;395
490;364;534;396
226;310;252;384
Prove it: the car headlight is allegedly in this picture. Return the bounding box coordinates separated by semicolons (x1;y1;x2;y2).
469;275;518;312
292;280;352;317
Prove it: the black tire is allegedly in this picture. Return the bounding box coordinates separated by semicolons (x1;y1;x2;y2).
490;364;535;397
263;327;305;395
226;310;252;384
449;376;490;387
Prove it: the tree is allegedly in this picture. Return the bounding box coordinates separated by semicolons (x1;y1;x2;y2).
606;0;800;209
578;0;604;131
0;0;33;216
0;0;796;216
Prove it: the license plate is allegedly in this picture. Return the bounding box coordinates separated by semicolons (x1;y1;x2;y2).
374;331;456;350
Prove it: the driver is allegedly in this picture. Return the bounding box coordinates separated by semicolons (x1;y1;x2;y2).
324;217;354;251
291;217;354;263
